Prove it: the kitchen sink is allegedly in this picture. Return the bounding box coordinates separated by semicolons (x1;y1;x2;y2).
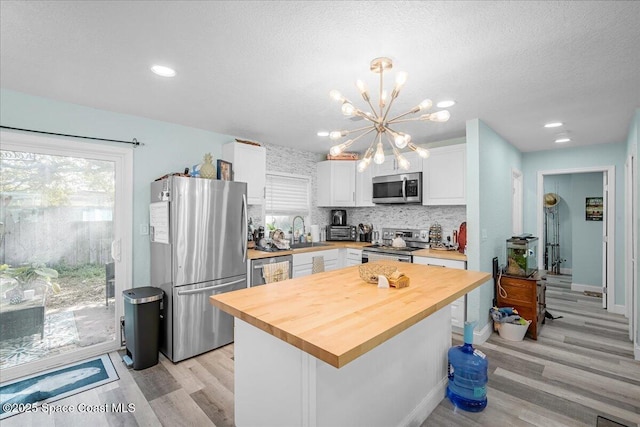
289;242;330;250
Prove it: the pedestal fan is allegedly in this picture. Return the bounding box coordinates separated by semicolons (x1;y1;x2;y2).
544;192;562;274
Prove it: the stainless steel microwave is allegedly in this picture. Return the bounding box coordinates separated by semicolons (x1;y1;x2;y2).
372;172;422;204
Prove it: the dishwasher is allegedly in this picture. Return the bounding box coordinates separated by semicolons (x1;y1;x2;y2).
250;255;293;286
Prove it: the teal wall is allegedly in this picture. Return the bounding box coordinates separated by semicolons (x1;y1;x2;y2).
523;142;627;306
466;119;523;334
0;89;236;287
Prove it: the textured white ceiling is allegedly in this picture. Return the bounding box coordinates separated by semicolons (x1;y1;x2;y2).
1;1;638;153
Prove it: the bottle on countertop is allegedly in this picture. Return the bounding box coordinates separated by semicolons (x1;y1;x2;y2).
446;321;488;412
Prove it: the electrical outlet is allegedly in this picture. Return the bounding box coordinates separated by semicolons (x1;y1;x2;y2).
140;224;149;235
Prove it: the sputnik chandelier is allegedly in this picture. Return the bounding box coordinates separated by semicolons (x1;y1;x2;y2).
327;57;451;172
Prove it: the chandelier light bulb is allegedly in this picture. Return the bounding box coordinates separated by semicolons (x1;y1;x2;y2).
329;130;347;140
397;155;410;170
408;142;430;158
329;89;344;102
341;102;355;116
330;144;343;156
426;110;451;122
395;72;408;88
418;99;433;111
373;141;385;164
394;132;410;149
357;156;372;172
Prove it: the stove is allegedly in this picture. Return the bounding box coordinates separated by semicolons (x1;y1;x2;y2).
362;228;429;263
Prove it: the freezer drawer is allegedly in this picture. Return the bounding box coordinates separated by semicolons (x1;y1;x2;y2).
169;275;246;362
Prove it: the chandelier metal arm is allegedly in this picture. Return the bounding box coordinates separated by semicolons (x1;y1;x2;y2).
350;127;377;142
344;124;377;136
388;117;422;124
387;107;420;123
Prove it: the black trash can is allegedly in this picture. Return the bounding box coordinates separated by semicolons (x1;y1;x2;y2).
122;286;164;370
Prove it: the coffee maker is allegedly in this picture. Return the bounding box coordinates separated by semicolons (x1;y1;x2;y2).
331;209;347;226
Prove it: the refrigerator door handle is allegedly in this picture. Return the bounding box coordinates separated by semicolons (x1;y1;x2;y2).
176;278;244;296
242;193;248;261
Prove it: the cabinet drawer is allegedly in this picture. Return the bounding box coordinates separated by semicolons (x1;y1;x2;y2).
499;283;536;305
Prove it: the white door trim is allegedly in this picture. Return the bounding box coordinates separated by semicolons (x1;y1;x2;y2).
512;168;523;235
0;130;133;382
536;166;616;314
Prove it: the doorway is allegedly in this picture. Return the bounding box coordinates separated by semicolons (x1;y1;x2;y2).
0;131;132;382
536;166;615;313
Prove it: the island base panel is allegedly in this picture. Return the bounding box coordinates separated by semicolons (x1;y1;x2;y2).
234;307;451;427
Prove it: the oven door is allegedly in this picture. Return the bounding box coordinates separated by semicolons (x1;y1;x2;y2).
362;251;412;263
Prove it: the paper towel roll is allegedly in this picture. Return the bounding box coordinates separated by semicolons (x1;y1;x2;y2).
310;225;320;242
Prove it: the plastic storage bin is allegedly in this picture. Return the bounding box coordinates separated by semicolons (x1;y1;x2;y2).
123;286;164;370
497;320;531;341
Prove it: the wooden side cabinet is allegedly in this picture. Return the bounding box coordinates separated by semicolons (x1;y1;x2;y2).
497;274;546;340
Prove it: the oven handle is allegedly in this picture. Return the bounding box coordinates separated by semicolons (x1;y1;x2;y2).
363;251;412;263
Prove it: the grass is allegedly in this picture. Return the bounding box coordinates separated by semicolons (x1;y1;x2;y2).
45;263;108;310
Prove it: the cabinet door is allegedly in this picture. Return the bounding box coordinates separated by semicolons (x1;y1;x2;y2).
346;248;363;266
293;249;339;276
355;163;374;207
422;144;466;205
371;152;422;177
316;161;355;207
222;142;266;205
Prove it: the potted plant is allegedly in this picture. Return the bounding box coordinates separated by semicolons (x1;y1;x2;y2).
0;262;60;304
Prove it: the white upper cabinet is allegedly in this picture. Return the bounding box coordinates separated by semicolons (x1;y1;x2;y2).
317;160;356;207
422;144;466;205
222;142;266;205
373;151;422;176
355;162;374;207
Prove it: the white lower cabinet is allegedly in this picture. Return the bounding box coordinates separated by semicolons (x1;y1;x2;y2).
345;248;362;266
413;256;467;330
292;249;339;278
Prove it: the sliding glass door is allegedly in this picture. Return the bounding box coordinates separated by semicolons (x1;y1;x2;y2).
0;131;132;381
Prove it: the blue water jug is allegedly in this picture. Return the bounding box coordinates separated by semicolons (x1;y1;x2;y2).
446;321;488;411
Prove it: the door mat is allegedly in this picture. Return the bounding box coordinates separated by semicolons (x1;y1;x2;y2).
597;415;628;426
0;311;79;369
0;354;119;419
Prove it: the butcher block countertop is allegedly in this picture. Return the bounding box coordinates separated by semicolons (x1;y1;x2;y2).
412;248;467;262
248;242;466;261
210;261;490;368
248;241;372;260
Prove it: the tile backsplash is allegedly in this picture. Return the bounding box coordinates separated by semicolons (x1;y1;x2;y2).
246;141;466;238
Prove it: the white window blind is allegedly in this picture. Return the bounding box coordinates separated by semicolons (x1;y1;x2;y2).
265;173;310;215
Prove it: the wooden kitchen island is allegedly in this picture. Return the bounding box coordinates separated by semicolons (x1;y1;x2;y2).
210;261;490;427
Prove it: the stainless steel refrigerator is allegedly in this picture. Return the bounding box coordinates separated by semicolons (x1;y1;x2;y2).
150;176;247;362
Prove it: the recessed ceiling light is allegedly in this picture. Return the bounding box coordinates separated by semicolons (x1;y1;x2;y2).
436;100;456;108
555;137;571;143
544;122;563;128
317;131;329;137
151;65;176;77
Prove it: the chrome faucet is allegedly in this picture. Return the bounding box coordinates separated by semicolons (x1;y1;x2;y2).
292;215;305;243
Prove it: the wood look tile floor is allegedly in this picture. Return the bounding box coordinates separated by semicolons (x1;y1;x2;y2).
2;282;638;427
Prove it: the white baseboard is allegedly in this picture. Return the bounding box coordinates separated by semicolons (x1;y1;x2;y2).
474;321;493;345
635;343;640;361
571;283;602;293
400;377;447;427
609;304;626;315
